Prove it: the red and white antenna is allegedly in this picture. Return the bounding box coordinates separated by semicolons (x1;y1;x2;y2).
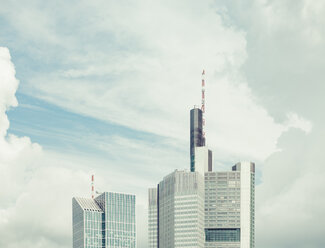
91;174;94;199
201;69;206;140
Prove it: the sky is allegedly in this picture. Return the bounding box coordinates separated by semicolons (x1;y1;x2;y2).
0;0;324;247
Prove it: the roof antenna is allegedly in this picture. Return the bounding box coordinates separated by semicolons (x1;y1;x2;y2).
201;69;206;144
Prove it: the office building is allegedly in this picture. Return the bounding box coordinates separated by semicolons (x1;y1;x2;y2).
204;162;255;248
149;108;255;248
73;192;136;248
148;170;205;248
73;197;103;248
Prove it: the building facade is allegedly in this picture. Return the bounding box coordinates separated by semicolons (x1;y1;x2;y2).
73;198;104;248
195;146;213;176
148;170;205;248
148;188;158;248
73;192;136;248
204;162;255;248
148;104;255;248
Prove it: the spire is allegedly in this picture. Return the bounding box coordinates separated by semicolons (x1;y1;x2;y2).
201;69;206;142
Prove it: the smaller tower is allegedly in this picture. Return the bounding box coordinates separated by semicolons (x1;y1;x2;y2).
190;70;212;172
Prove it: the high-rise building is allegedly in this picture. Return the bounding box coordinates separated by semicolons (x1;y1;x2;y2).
73;198;104;248
148;71;255;248
204;162;255;248
73;192;136;248
148;170;205;248
149;107;255;248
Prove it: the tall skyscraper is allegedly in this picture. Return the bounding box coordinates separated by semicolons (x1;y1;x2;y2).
148;71;255;248
73;192;136;248
149;117;255;248
204;162;255;248
148;170;205;248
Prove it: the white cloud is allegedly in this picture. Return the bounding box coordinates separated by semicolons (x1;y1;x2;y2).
0;47;18;136
11;0;309;165
1;0;323;247
0;47;42;205
284;112;312;133
254;0;325;44
0;47;92;248
0;47;169;248
256;128;325;247
215;1;325;247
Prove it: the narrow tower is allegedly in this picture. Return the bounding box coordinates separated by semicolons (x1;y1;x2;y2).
190;107;204;171
190;70;208;172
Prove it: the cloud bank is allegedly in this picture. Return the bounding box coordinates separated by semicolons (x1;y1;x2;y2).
0;47;90;248
1;0;324;247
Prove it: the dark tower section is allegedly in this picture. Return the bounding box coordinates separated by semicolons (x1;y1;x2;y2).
190;107;205;172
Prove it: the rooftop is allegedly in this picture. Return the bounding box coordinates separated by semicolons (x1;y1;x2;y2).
74;197;103;212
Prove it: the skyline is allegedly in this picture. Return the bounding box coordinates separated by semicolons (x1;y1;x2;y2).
1;1;325;248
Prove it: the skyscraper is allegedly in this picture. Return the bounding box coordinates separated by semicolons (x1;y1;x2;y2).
73;198;104;248
148;71;255;248
148;170;205;248
73;192;136;248
149;109;255;248
204;162;255;248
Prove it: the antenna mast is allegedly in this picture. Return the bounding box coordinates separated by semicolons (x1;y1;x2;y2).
201;70;206;143
91;174;94;199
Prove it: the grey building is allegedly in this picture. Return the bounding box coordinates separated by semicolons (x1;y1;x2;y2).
73;192;136;248
204;162;255;248
148;106;255;248
148;170;205;248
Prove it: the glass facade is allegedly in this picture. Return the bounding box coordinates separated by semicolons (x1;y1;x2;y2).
84;211;103;247
72;192;136;248
190;108;205;172
73;199;85;248
72;198;103;248
95;192;136;248
205;228;240;242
